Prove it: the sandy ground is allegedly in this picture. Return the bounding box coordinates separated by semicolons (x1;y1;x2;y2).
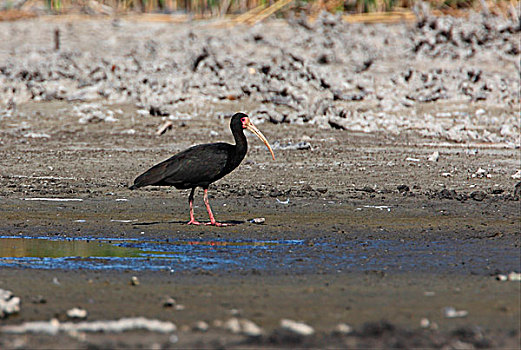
0;14;520;349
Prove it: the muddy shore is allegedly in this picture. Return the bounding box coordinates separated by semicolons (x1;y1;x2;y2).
0;14;520;349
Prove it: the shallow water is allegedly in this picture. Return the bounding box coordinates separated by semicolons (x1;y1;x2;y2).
0;236;518;274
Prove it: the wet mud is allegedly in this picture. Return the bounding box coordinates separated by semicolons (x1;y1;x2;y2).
0;195;519;348
0;15;520;349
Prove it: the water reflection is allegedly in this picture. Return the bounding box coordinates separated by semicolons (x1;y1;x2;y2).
0;237;143;258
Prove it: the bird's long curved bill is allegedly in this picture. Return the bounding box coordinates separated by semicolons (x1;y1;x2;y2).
245;122;275;160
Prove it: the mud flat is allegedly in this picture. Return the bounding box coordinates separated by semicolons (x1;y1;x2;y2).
0;14;520;349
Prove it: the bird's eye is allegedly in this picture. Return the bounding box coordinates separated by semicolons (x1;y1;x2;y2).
241;118;246;123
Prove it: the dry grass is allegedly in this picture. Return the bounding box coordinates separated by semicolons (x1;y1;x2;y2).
0;0;518;22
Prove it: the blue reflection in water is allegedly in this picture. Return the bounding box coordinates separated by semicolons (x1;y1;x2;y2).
0;236;517;273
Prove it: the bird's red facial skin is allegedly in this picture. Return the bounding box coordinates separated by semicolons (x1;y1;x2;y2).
241;117;249;128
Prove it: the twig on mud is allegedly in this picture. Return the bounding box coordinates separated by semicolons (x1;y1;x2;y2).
156;121;173;136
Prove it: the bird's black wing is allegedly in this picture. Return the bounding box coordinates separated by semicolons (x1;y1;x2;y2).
131;143;232;189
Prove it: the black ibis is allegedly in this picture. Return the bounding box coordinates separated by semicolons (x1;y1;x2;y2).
129;113;275;226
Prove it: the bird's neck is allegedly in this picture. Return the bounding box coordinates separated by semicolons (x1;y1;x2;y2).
231;128;248;164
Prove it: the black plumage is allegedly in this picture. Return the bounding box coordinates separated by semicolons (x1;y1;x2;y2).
129;112;275;226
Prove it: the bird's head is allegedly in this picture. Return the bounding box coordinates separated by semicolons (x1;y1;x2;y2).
232;113;275;160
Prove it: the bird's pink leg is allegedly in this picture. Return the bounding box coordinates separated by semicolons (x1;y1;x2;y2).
186;188;202;225
203;189;228;227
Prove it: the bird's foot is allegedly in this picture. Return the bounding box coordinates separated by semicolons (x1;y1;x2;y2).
205;221;229;227
186;220;202;225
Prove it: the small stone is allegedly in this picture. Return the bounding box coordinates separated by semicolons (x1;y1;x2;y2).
279;319;314;336
443;306;468;318
507;272;521;281
0;289;21;318
169;335;179;344
239;319;263;337
470;191;486;201
174;304;185;311
224;317;241;334
428;151;440;162
193;321;209;332
268;111;285;124
149;106;169;117
358;186;375;193
162;297;176;307
31;295;47;304
514;182;521;199
269;189;282;197
439;189;457;199
24;132;51;139
249;217;265;224
397;185;410;193
222;317;262;336
130;276;140;286
472;168;488;178
496;274;508;281
66;307;88;320
333;323;353;335
121;129;136;135
301;184;314;192
420;318;430;328
512;170;521;180
137;109;149;116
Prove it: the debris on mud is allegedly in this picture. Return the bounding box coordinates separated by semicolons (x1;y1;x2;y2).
412;13;520;62
66;307;88;320
74;104;118;124
1;317;176;335
223;317;263;337
444;306;469;318
438;189;468;201
397;184;410;193
193;320;209;332
496;271;521;281
249;217;266;224
0;15;518;145
428;151;440;162
162;296;176;308
156;121;173;136
23;132;50;138
470;190;487;201
272;141;312;151
279;319;315;336
247;318;514;348
333;323;353;335
472;168;490;179
514;182;521;199
0;289;20;318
